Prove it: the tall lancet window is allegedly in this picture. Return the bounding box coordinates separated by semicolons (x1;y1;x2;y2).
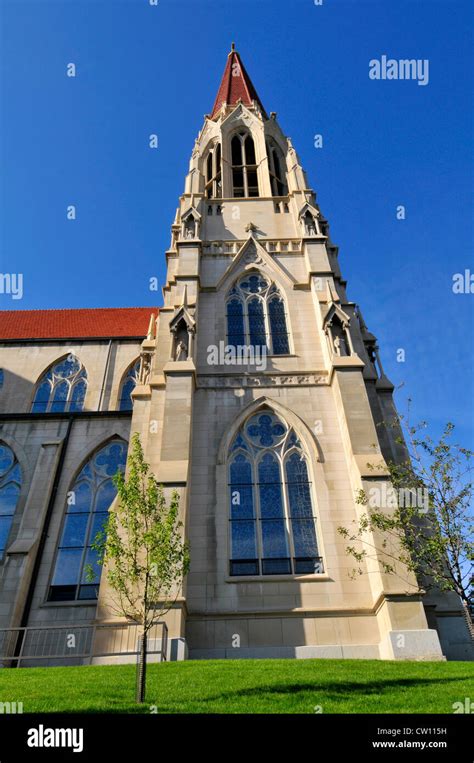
118;359;140;411
205;143;222;199
228;410;323;577
31;355;87;413
266;139;288;197
49;439;127;601
226;273;290;355
0;443;22;560
231;132;259;197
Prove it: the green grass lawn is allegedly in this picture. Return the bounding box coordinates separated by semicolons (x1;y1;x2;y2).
0;659;472;714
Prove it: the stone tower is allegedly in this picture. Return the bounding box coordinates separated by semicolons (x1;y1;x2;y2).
96;46;469;661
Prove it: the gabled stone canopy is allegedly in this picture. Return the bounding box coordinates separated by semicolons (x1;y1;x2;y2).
215;234;296;293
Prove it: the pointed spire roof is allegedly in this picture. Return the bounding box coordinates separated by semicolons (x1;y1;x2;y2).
210;43;267;120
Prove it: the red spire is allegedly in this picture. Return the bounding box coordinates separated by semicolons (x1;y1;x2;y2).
210;43;267;119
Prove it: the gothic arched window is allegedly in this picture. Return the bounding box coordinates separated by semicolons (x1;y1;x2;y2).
231;132;259;198
0;443;21;560
266;139;288;197
205;143;222;199
226;274;290;355
31;356;87;413
228;410;322;576
118;359;140;411
48;439;127;601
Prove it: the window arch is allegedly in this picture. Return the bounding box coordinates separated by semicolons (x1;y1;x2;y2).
266;139;288;197
205;143;222;199
226;273;290;355
118;359;140;411
228;409;322;576
31;356;87;413
48;439;127;601
0;443;22;560
231;131;259;197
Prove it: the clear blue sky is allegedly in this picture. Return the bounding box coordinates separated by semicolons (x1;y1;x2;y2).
1;0;473;445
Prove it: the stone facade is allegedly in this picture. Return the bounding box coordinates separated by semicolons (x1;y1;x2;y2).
0;48;471;664
0;318;150;662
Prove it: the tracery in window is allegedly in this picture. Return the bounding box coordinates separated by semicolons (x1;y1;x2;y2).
118;360;140;411
228;410;322;577
226;274;290;355
48;439;127;602
31;356;87;413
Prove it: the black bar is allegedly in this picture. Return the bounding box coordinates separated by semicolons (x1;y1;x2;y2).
0;713;469;760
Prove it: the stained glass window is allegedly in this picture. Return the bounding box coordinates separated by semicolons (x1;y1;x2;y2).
118;359;140;411
269;297;290;354
240;275;268;294
70;379;87;412
248;298;266;348
49;439;127;601
229;454;258;576
226;299;246;348
31;356;88;414
286;453;318;572
258;453;290;573
246;412;286;447
0;443;21;560
225;274;290;355
228;411;322;577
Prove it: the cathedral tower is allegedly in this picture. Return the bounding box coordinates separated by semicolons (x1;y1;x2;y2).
96;46;465;660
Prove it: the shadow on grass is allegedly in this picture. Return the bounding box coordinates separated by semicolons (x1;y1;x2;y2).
100;675;472;714
34;673;473;714
145;674;471;715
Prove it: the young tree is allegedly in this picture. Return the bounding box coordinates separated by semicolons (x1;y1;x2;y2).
338;417;473;618
88;432;190;703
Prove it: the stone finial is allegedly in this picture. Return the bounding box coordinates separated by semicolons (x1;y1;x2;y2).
146;313;156;341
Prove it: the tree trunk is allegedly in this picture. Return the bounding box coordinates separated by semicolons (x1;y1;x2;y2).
136;630;147;703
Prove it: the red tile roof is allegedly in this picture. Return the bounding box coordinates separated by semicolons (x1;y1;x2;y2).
211;45;267;119
0;307;158;340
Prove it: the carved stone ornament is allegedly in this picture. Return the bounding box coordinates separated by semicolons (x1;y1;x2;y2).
197;374;327;389
243;240;264;266
138;351;153;385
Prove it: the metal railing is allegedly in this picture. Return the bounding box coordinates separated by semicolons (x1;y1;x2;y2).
462;603;474;641
0;621;168;668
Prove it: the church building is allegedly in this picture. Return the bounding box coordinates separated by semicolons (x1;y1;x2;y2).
1;47;471;663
